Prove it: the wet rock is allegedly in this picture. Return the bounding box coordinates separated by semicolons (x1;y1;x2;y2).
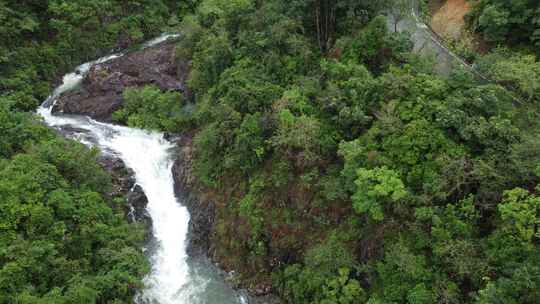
171;138;197;190
55;125;99;146
97;155;151;229
163;132;182;143
251;283;273;297
57;125;89;136
52;41;188;122
171;135;216;257
176;56;194;102
126;184;152;227
184;193;216;257
98;155;136;197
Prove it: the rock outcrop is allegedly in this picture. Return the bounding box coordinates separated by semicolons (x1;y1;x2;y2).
52;41;185;122
98;155;135;197
170;134;216;257
98;155;152;229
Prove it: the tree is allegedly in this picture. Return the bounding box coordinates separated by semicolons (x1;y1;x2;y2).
478;5;510;42
342;16;413;73
479;50;540;102
297;0;394;54
497;188;540;243
352;166;408;221
0;0;175;111
469;0;540;47
313;0;337;53
0;139;149;302
271;110;324;169
226;113;267;174
113;85;189;132
318;59;375;140
276;236;364;304
375;240;434;303
479;187;540;304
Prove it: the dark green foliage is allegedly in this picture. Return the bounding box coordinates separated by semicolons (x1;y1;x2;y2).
0;2;167;297
477;188;540;303
274;236;365;304
341;15;413;73
476;49;540;103
113;85;191;132
160;0;540;302
4;0;540;303
230;113;266;174
0;107;148;303
468;0;540;48
352;166;408;221
318;59;375;140
0;0;174;111
0;104;53;158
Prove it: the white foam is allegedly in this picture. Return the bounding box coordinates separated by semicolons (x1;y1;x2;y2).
37;35;245;304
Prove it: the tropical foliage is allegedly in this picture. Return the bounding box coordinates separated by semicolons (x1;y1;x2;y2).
0;105;149;303
160;0;540;302
3;0;540;303
468;0;540;49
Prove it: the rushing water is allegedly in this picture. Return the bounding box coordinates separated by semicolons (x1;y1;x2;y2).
38;35;247;304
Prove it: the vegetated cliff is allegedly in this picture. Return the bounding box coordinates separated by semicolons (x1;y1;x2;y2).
169;137;281;298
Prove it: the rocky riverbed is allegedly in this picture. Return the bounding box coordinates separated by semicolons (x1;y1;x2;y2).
52;41;187;121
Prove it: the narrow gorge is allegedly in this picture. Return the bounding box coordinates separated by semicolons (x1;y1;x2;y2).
38;36;251;304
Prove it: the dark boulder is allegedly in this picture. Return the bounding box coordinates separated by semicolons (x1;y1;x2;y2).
97;155;151;229
98;155;136;197
52;41;187;122
126;184;152;227
55;125;99;146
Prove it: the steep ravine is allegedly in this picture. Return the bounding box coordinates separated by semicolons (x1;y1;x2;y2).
38;36;262;303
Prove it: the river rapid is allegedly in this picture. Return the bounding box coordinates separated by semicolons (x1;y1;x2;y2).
37;35;247;304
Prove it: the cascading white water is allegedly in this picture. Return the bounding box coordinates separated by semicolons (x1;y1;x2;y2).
38;36;246;304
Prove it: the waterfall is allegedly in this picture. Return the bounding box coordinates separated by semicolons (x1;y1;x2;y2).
38;35;247;304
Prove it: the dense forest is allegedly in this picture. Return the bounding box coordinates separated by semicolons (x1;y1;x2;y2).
468;0;540;50
0;0;179;302
2;0;540;303
0;106;149;302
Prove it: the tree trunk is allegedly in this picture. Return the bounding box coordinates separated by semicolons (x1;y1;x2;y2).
314;0;336;54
